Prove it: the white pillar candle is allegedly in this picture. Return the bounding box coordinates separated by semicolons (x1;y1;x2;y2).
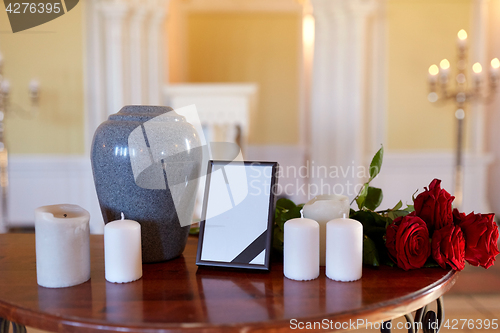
105;213;142;283
302;194;350;266
326;217;363;282
35;204;91;288
284;218;319;281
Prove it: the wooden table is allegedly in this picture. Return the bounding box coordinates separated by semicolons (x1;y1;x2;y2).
0;234;458;332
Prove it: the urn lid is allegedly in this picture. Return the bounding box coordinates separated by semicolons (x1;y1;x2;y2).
108;105;186;122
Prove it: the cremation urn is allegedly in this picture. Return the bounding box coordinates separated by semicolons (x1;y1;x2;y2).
91;105;202;263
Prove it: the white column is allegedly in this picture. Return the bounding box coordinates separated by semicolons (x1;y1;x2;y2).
368;0;387;153
84;0;106;154
344;0;378;176
329;0;350;189
101;1;129;115
309;0;333;196
470;0;489;153
147;0;169;105
309;0;377;199
129;5;148;105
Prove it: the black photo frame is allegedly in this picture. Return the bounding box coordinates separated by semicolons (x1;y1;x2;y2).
196;160;279;270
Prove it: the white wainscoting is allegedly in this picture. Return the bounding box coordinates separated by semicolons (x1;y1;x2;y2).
248;147;494;214
371;152;494;214
6;155;104;234
4;149;494;233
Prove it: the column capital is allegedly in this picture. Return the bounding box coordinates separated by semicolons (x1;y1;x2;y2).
100;1;129;20
311;0;378;19
130;3;148;21
147;0;170;17
310;0;344;21
346;0;378;16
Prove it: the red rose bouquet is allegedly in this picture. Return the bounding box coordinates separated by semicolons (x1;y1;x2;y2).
273;146;499;271
349;147;499;271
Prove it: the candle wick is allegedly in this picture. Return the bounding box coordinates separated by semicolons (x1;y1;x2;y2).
121;212;125;220
300;209;304;219
63;214;67;218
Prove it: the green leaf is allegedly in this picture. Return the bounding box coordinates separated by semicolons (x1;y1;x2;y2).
383;258;395;267
276;198;297;210
356;184;369;209
272;226;284;252
272;198;304;254
405;204;415;213
423;257;440;268
387;209;410;221
350;211;392;266
364;186;383;211
391;200;403;211
369;146;384;180
363;235;380;266
411;189;419;202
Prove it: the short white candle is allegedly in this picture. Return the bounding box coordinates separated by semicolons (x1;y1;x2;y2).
284;218;319;281
105;213;142;283
326;217;363;282
35;204;91;288
302;195;350;266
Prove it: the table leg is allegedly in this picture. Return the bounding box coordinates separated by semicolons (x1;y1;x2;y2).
380;314;416;333
380;296;444;333
0;317;27;333
0;318;8;333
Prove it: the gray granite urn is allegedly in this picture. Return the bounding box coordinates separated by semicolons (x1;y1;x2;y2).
91;105;202;263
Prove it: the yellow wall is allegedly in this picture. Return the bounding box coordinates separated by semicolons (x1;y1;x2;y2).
386;0;472;150
0;0;474;153
0;2;85;155
183;12;301;145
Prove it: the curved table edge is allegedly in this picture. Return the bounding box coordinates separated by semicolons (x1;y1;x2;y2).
0;270;459;333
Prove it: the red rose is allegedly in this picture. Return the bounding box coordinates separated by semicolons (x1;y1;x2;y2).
454;210;500;269
431;224;466;270
453;208;466;224
386;214;431;270
414;179;454;235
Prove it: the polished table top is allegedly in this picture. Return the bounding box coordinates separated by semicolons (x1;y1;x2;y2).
0;234;458;332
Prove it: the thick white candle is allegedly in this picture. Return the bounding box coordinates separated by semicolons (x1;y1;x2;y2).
302;195;350;266
35;204;91;288
105;214;142;283
284;218;319;281
326;217;363;282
